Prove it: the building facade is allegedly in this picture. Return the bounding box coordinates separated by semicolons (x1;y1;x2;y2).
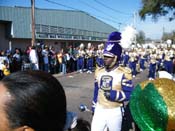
0;6;118;51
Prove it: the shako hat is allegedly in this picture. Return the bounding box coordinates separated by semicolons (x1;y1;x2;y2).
103;32;122;60
130;78;175;131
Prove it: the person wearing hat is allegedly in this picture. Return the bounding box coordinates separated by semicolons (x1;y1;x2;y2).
76;43;85;73
148;52;157;80
85;43;94;74
128;78;175;131
91;31;134;131
96;43;104;68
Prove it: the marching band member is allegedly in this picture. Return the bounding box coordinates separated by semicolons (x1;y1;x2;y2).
128;51;137;77
148;51;157;80
77;43;85;73
155;48;163;71
139;48;146;72
96;43;104;68
122;51;130;67
163;48;174;74
85;43;94;73
91;32;134;131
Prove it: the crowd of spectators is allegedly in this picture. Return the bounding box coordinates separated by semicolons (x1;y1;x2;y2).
0;43;99;79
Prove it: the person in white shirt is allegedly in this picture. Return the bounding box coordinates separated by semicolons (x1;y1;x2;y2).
29;46;39;70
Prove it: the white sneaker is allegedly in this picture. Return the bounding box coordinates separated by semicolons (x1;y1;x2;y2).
149;78;154;80
79;70;83;73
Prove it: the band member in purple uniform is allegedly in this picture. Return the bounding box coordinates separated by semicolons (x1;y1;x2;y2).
91;32;134;131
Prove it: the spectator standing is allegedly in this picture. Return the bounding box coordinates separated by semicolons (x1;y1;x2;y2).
0;51;9;75
42;45;49;72
0;52;10;79
62;52;67;74
29;46;39;70
57;49;63;73
12;48;22;72
26;45;32;56
65;52;70;73
49;46;57;74
37;46;44;71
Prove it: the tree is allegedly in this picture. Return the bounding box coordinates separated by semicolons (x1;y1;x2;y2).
139;0;175;21
162;30;175;43
136;30;145;44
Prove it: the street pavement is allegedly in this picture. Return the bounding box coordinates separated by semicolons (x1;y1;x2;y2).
53;69;149;123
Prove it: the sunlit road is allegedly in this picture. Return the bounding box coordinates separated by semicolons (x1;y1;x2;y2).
54;69;149;123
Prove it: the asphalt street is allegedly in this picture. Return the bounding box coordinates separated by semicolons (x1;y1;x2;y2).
54;69;149;123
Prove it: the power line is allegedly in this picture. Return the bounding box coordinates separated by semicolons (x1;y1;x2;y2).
94;0;132;16
92;15;127;26
44;0;78;10
44;0;126;26
79;0;123;23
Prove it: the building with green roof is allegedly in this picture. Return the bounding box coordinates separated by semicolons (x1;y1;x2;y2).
0;6;117;51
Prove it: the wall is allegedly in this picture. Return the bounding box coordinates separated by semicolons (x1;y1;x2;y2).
0;23;9;50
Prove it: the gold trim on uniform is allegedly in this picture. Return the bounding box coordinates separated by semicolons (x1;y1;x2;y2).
118;66;132;80
95;66;132;108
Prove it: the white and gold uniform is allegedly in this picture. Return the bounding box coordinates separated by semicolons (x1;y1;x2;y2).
77;44;85;73
86;48;94;73
85;49;93;58
163;50;174;74
96;45;104;67
91;66;133;131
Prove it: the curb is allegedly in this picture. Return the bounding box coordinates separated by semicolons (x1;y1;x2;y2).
53;71;79;78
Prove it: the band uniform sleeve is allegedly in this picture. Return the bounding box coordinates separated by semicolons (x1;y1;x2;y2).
108;67;134;102
91;70;99;112
121;67;134;101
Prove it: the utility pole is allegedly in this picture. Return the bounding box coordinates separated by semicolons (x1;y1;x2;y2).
163;26;165;35
133;12;137;45
118;23;121;31
133;12;137;28
31;0;35;46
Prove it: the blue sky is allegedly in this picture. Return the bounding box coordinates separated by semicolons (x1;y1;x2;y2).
1;0;175;40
